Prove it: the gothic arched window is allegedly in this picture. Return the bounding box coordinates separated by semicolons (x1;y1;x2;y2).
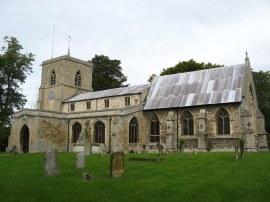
75;71;81;87
150;115;160;142
94;121;105;143
182;111;194;135
50;70;56;86
217;108;230;135
72;122;82;143
129;117;138;143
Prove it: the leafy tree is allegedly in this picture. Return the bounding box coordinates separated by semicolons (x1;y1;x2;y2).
147;73;157;83
160;59;223;75
90;55;128;91
0;36;34;141
252;70;270;133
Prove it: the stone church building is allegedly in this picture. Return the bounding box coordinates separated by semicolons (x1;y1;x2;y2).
8;54;268;153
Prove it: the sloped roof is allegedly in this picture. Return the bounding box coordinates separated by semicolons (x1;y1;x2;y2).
144;64;244;110
64;84;150;102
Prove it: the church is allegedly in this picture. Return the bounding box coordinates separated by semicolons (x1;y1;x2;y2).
8;53;268;153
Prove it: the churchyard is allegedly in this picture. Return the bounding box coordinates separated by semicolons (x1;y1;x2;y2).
0;152;269;202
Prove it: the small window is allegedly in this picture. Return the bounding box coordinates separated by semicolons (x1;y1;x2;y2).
75;71;81;87
86;101;91;110
182;111;194;136
217;108;230;135
50;70;56;86
129;117;138;143
104;99;109;108
125;97;130;106
150;115;160;142
70;103;75;111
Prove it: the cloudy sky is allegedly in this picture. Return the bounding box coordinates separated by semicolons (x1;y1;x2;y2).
1;0;270;108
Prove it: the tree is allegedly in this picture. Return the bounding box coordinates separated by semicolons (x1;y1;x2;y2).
90;55;128;91
0;36;34;141
160;59;223;75
252;70;270;133
147;73;157;83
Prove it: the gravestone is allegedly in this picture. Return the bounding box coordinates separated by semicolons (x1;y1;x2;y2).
44;150;58;176
100;144;107;156
110;151;124;177
84;139;91;156
156;143;164;157
76;152;85;168
82;172;93;181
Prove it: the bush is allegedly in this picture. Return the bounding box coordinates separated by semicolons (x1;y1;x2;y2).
206;141;213;152
179;138;185;153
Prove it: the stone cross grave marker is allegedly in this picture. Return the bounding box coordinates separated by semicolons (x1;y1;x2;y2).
44;150;58;176
76;152;85;168
110;151;124;177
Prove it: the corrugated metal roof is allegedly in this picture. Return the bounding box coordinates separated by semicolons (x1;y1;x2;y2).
144;64;244;110
64;84;150;102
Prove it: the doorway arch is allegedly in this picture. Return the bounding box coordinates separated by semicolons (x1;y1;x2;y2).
20;125;29;153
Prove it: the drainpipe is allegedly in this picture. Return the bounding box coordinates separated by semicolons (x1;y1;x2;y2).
67;119;70;152
108;117;112;153
176;110;179;152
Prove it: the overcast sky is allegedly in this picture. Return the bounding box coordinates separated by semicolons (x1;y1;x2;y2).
1;0;270;108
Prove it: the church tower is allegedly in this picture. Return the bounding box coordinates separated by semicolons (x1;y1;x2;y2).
37;55;93;112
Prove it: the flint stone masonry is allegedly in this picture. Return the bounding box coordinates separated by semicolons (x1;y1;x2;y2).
110;151;124;177
44;150;58;176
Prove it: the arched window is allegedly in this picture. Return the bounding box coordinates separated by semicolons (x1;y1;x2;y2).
129;117;138;143
150;115;160;142
72;122;82;143
75;71;81;87
20;124;29;153
217;108;230;135
182;111;194;135
50;70;56;86
94;121;105;143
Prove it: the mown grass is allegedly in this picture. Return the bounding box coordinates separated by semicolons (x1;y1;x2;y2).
0;152;269;202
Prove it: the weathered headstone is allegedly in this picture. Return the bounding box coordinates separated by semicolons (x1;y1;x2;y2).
44;150;58;176
10;145;17;154
156;143;164;157
76;152;85;168
110;151;124;177
84;139;91;156
100;144;107;156
82;172;93;181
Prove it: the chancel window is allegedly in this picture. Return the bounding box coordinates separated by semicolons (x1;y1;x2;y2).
217;108;230;135
150;115;160;142
72;122;82;143
94;121;105;143
50;70;56;86
75;71;81;87
129;117;138;143
182;111;194;135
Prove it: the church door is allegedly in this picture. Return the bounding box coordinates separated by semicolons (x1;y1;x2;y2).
20;125;30;153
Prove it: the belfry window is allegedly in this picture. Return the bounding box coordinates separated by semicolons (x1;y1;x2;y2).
129;117;138;143
50;70;56;86
94;121;105;144
182;111;194;135
75;71;81;87
150;115;160;142
217;108;230;135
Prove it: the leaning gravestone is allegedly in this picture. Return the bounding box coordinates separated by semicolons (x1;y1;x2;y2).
44;150;58;176
156;143;164;157
110;151;124;177
76;152;85;169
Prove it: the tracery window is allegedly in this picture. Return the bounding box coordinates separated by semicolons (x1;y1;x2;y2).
129;117;138;143
72;122;82;143
50;70;56;86
150;115;160;142
182;111;194;135
94;121;105;143
217;108;230;135
75;71;81;87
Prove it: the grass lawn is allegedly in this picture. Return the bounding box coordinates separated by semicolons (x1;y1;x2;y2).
0;152;270;202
